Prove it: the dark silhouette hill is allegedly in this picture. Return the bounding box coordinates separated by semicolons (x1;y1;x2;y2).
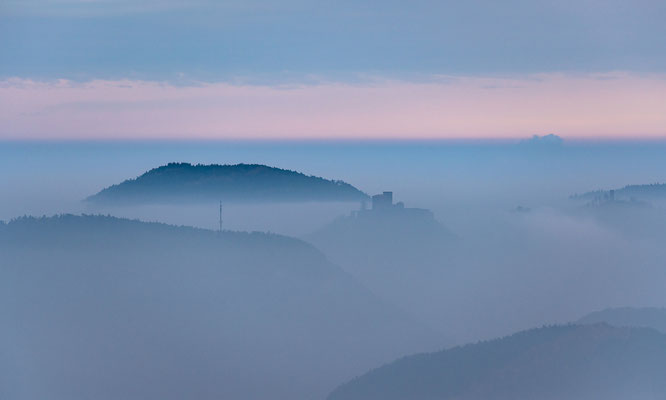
328;324;666;400
0;215;438;400
86;163;368;204
578;307;666;333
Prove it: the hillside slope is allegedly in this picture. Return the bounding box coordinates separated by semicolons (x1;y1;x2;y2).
328;324;666;400
0;215;437;400
307;209;456;338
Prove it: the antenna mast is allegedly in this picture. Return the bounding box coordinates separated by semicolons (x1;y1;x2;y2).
219;200;223;232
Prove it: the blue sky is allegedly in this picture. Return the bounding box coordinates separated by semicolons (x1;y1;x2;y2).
3;0;666;81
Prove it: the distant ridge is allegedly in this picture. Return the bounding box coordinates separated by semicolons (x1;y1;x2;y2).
519;133;564;147
577;307;666;333
571;183;666;201
86;163;368;205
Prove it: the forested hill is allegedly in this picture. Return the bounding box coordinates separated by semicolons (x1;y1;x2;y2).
86;163;368;204
328;324;666;400
571;183;666;201
0;214;438;400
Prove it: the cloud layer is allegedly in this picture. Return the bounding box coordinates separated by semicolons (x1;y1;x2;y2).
2;0;666;80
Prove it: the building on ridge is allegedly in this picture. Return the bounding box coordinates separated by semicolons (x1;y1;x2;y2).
372;191;393;210
355;191;434;221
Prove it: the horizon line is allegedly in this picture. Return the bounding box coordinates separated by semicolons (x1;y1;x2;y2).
3;136;666;144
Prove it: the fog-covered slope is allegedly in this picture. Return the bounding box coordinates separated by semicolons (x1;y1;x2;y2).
307;209;455;295
86;163;368;204
307;208;456;338
578;307;666;333
0;215;437;400
328;324;666;400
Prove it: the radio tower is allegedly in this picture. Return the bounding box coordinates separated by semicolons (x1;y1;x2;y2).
218;201;223;233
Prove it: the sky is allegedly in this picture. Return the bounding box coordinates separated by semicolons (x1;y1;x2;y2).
1;0;665;139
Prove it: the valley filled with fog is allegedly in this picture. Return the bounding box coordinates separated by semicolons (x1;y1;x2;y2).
3;139;666;399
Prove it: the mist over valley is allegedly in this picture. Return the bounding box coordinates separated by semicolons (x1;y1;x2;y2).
4;0;666;396
3;140;666;399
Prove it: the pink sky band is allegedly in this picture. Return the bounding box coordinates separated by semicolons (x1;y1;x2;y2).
1;72;665;140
